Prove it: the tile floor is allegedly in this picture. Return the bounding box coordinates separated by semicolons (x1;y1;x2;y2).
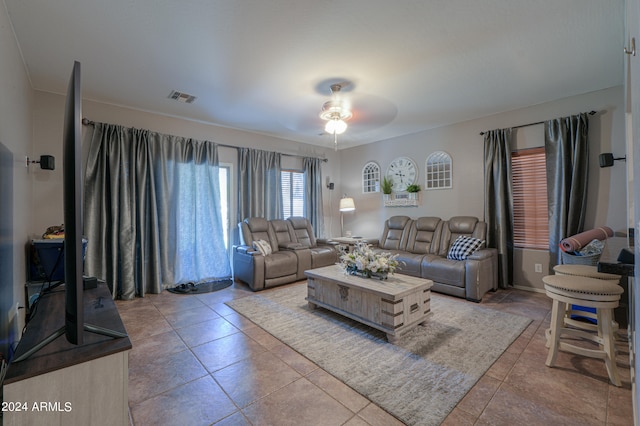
117;281;635;425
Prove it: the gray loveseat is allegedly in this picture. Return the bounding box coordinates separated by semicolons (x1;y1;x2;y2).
233;217;337;291
370;215;498;302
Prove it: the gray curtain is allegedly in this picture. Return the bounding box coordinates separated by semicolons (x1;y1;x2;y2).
483;128;514;289
84;123;231;299
545;113;589;266
303;157;325;237
236;148;281;237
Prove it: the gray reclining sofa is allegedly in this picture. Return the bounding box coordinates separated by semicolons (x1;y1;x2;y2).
233;217;337;291
371;215;498;302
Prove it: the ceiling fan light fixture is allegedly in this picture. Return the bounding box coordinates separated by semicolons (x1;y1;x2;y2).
319;83;352;150
325;118;348;135
319;100;353;122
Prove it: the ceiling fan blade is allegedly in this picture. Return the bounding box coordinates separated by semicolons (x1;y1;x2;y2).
346;93;398;129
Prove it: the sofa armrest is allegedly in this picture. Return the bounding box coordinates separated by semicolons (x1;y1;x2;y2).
235;245;260;256
364;239;379;247
467;248;493;261
233;246;265;290
464;247;498;301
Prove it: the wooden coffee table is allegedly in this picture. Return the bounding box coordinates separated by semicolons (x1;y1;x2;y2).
305;265;433;342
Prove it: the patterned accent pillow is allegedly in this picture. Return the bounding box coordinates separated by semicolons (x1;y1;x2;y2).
447;236;485;260
252;239;272;256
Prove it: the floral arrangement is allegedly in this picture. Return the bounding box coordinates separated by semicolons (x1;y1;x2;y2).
339;241;400;279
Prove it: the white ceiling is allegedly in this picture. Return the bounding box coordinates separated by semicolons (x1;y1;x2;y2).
5;0;625;150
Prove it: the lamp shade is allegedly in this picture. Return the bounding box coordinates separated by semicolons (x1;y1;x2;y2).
339;197;355;212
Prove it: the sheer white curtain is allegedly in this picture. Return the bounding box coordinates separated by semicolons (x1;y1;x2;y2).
84;123;231;299
168;160;230;284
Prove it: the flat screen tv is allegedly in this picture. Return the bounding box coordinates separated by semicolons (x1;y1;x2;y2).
13;61;125;362
0;141;14;360
64;60;84;345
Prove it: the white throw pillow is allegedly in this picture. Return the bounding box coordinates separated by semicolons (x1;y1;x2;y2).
447;236;485;260
252;239;272;256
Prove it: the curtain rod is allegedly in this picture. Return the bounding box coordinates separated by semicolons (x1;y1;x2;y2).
82;118;328;163
478;110;597;136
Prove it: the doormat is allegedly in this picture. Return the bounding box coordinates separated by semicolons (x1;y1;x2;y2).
167;279;232;295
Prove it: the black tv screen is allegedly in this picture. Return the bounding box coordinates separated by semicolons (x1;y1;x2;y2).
0;141;13;359
63;61;84;345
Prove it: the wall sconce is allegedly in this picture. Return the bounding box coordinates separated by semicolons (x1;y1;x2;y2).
325;176;334;190
339;195;355;237
598;153;626;168
26;155;55;170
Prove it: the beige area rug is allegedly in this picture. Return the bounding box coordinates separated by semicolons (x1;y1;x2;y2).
226;283;531;425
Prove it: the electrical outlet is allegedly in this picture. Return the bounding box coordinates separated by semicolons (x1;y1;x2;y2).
534;263;543;273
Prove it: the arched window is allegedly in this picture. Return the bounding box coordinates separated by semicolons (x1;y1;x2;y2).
425;151;452;189
362;161;381;193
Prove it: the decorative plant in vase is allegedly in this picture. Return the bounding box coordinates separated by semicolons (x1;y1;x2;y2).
381;177;393;200
339;242;400;280
406;184;421;199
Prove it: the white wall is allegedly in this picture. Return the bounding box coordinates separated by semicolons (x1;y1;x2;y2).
30;91;343;242
0;1;34;356
339;86;626;290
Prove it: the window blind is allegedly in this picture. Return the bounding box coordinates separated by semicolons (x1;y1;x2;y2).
281;170;305;218
512;147;549;250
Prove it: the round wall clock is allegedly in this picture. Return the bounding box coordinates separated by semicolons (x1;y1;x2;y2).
386;156;418;192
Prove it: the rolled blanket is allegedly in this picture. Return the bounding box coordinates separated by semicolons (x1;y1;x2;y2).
560;227;614;252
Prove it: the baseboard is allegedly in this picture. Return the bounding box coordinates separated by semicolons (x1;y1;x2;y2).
513;284;546;294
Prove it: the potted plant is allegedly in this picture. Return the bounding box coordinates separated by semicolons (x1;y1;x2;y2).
381;177;393;200
406;184;421;200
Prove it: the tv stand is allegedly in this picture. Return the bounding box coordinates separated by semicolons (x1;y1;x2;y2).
13;322;128;363
3;282;131;425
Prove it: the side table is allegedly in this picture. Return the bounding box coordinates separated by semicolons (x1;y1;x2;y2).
330;236;368;253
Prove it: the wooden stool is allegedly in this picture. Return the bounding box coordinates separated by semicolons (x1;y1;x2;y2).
552;264;621;332
543;274;623;386
553;264;621;281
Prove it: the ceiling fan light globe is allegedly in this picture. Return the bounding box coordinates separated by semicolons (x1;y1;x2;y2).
325;119;347;135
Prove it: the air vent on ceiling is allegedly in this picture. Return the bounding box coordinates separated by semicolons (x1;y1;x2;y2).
168;90;197;104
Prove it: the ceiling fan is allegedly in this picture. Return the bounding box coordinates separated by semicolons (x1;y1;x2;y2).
278;80;397;149
319;83;352;150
